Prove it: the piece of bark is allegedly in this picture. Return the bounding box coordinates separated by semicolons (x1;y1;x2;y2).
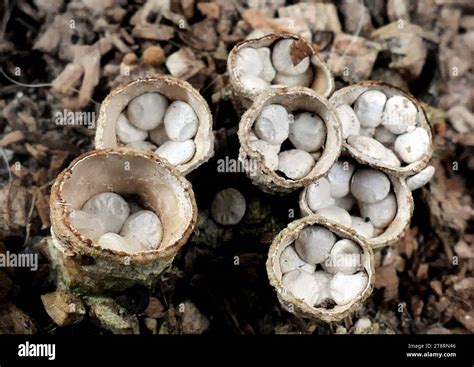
41;291;86;327
327;33;380;82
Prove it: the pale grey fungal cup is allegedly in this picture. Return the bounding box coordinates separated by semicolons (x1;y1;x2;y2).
329;81;433;177
266;216;374;322
238;87;342;194
49;148;197;294
95;76;214;175
228;32;334;112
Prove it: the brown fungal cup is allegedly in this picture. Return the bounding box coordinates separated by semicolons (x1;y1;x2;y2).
238;87;342;194
228;32;335;112
95;76;214;175
266;216;375;322
49;148;197;294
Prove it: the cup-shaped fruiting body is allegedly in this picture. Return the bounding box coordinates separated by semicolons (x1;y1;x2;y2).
238;87;342;194
95;76;214;175
228;32;334;112
49;148;197;294
266;216;374;322
299;157;414;249
329;81;433;177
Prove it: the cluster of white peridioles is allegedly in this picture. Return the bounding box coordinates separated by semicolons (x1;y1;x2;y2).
116;92;199;166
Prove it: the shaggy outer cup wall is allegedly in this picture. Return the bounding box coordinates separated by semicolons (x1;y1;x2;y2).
228;32;335;113
49;148;197;294
238;87;342;194
95;76;214;176
266;215;375;323
329;81;433;177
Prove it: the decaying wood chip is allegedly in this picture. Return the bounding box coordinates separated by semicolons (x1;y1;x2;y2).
85;297;140;335
63;43;101;109
246;0;284;17
371;22;428;80
41;291;86;327
143;297;165;318
327;33;380;82
0;131;24;147
132;24;175;41
0;303;37;334
51;64;84;97
278;2;342;34
10;162;29;178
454;241;474;258
242;9;305;37
197;2;221;19
165;48;205;80
447;105;474;133
179;19;218;50
179;300;209;334
430;280;443;296
339;0;374;36
374;250;403;301
387;0;411;22
25;143;48;161
422;161;473;257
0;181;29;236
179;0;195;19
454;309;474;332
